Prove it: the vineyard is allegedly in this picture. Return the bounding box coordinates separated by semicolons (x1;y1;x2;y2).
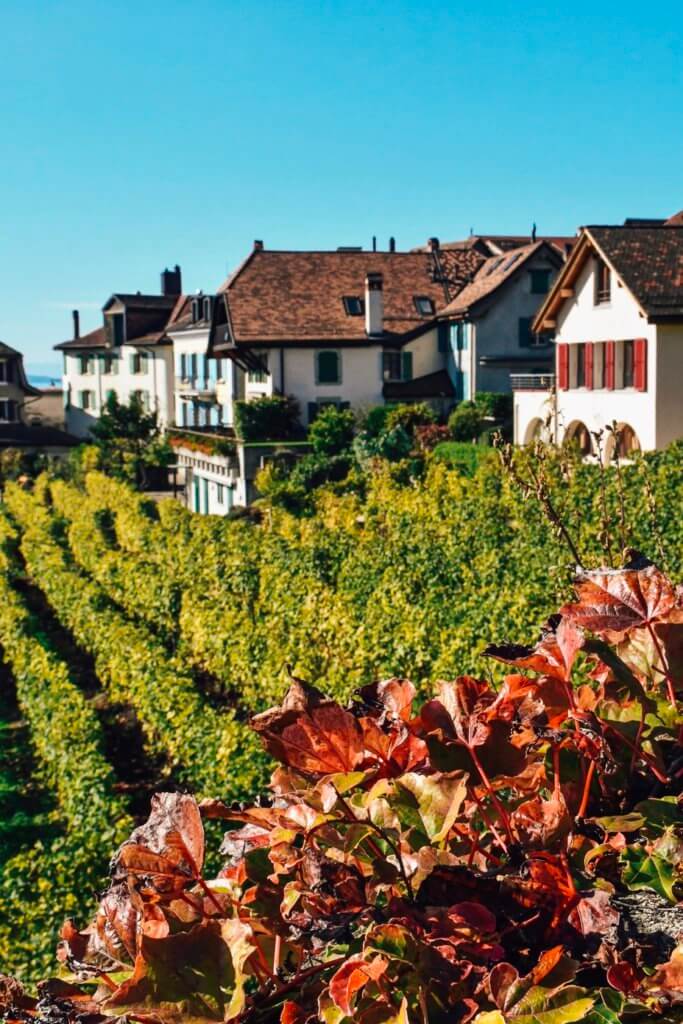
0;444;682;985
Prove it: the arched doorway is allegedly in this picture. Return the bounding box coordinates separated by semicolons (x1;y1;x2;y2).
564;421;592;456
605;423;641;461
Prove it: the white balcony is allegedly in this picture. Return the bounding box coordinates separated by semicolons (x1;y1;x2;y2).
510;373;555;391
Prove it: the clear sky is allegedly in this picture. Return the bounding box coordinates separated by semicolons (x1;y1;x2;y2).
2;0;682;371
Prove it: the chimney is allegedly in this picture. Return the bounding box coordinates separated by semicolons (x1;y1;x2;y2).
389;237;396;252
372;235;377;252
253;239;264;251
531;223;537;242
428;237;440;252
365;272;383;337
161;264;182;296
72;309;80;339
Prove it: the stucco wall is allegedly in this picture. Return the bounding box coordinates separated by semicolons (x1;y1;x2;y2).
654;325;683;448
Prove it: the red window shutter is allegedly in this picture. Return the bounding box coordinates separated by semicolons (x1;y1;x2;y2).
585;342;594;389
605;341;615;390
557;343;569;390
634;337;647;391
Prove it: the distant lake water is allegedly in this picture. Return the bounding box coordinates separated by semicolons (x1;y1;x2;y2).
29;373;62;387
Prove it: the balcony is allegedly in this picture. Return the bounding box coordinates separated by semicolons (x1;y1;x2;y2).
175;377;217;399
510;373;555;391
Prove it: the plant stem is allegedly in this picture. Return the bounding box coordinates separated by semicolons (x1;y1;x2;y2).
577;761;595;818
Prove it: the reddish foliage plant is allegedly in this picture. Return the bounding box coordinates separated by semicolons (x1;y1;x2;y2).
2;557;682;1024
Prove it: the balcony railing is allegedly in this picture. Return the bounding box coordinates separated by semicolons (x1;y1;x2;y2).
175;377;217;398
510;373;555;391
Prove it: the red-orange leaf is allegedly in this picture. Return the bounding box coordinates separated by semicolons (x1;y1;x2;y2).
561;563;676;636
329;956;387;1015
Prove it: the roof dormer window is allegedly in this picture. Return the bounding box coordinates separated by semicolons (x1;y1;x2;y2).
191;297;203;324
203;296;213;322
107;312;125;346
343;296;364;316
595;258;611;304
414;296;435;316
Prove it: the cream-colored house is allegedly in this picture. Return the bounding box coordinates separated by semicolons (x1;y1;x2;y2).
513;218;683;459
56;267;181;438
0;342;78;455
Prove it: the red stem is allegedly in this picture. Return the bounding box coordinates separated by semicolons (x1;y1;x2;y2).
577;761;595;818
647;623;677;706
469;746;515;847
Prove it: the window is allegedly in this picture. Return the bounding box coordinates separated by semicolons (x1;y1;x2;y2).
414;296;435;316
595;258;611;304
0;360;10;383
130;353;148;374
191;298;202;324
529;269;551;294
622;339;635;388
316;350;341;385
102;353;118;375
203;296;213;322
216;483;225;505
78;354;94;374
450;323;468;351
343;296;364;316
593;342;605;389
382;350;402;381
247;351;269;384
0;399;17;422
575;343;586;388
79;390;94;410
381;350;412;381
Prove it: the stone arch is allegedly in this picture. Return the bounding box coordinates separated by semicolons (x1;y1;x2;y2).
605;423;641;462
523;417;545;444
564;420;593;456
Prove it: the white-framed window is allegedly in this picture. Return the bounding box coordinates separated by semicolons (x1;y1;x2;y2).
130;353;149;375
78;354;95;375
0;399;17;422
595;258;611;305
102;353;118;375
79;390;95;410
381;350;413;382
247;351;269;384
593;342;605;389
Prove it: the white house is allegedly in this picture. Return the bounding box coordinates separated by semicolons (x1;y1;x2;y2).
513;217;683;459
55;266;182;438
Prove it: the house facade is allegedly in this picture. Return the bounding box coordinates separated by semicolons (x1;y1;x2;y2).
55;266;182;438
0;342;78;455
435;239;568;400
513;219;683;459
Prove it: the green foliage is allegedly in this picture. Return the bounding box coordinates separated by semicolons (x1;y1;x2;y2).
308;405;355;456
384;401;437;434
90;393;172;485
473;391;513;420
233;395;301;441
431;440;491;475
448;400;485;441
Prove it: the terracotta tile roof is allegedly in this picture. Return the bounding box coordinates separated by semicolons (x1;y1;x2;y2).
216;249;481;346
383;369;456;400
588;225;683;318
413;235;575;259
438;241;561;318
54;326;108;351
166;294;214;333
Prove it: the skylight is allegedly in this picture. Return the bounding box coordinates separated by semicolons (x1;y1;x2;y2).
343;296;364;316
414;296;435;316
486;258;504;276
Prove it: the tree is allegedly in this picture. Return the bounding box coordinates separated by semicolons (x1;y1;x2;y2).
448;401;484;442
90;394;172;486
308;405;355;456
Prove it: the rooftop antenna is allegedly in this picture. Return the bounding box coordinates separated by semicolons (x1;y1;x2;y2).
531;222;537;242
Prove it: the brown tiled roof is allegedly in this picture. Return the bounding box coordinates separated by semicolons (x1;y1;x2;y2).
413;235;575;259
54;326;108;351
664;211;683;225
383;369;456;400
166;294;214;333
438;241;561;318
0;424;80;448
217;249;480;345
588;225;683;319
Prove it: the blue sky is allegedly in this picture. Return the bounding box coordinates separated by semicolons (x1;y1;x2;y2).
1;1;682;371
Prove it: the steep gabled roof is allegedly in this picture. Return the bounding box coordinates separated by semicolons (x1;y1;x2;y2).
534;223;683;330
213;248;481;348
438;241;562;319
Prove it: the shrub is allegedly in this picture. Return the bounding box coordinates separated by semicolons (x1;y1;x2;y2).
308;405;355;456
414;423;451;451
358;403;398;438
233;395;301;441
385;401;437;435
448;400;484;441
10;555;683;1023
432;439;490;474
474;391;513;420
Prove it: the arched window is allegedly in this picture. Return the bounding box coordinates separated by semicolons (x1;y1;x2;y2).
605;423;641;461
316;350;341;385
524;418;544;444
565;421;592;456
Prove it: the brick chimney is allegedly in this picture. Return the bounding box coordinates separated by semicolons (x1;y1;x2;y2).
161;264;182;296
72;309;80;339
365;272;383;337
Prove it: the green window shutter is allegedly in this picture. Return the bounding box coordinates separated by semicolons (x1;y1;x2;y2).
402;351;413;381
437;322;449;353
317;350;340;384
518;318;533;348
129;354;137;373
